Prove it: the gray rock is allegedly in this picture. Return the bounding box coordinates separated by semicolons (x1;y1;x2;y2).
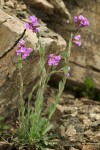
24;0;54;15
0;9;66;117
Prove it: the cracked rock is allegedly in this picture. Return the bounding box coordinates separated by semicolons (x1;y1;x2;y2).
0;9;66;117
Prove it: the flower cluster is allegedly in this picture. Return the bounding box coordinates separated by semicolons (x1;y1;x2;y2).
48;54;61;66
25;16;39;33
73;35;81;46
74;15;90;27
73;15;90;46
16;39;32;59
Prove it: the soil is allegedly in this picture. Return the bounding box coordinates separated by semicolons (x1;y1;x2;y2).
0;0;100;150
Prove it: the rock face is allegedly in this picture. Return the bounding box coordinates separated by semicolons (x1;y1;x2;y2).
0;9;66;116
0;0;4;9
48;0;100;89
64;0;100;89
23;0;71;20
24;0;54;15
0;0;100;116
23;0;100;90
48;0;71;19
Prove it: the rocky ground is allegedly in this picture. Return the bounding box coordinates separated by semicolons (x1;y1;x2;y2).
0;0;100;150
45;86;100;150
0;86;100;150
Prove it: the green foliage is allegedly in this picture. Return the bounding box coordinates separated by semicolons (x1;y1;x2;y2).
0;115;9;136
73;78;100;101
17;113;54;148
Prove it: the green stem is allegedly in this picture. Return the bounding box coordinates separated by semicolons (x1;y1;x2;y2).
48;33;73;120
18;57;25;136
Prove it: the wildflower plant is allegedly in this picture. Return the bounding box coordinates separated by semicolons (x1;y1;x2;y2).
16;15;90;149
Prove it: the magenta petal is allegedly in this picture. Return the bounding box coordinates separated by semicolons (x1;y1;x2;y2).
66;73;70;78
74;15;90;27
16;40;33;59
55;55;61;61
20;47;26;53
27;48;33;53
30;16;38;22
74;35;81;40
73;40;81;46
48;54;61;66
73;35;81;46
74;16;78;22
33;28;39;33
48;60;53;66
25;15;39;33
49;54;53;57
25;23;30;29
19;39;25;45
16;50;21;55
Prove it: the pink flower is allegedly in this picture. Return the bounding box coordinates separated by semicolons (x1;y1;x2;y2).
74;15;90;27
25;16;39;33
22;48;32;59
48;54;61;66
16;39;33;60
19;39;25;46
66;72;70;78
73;35;81;46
